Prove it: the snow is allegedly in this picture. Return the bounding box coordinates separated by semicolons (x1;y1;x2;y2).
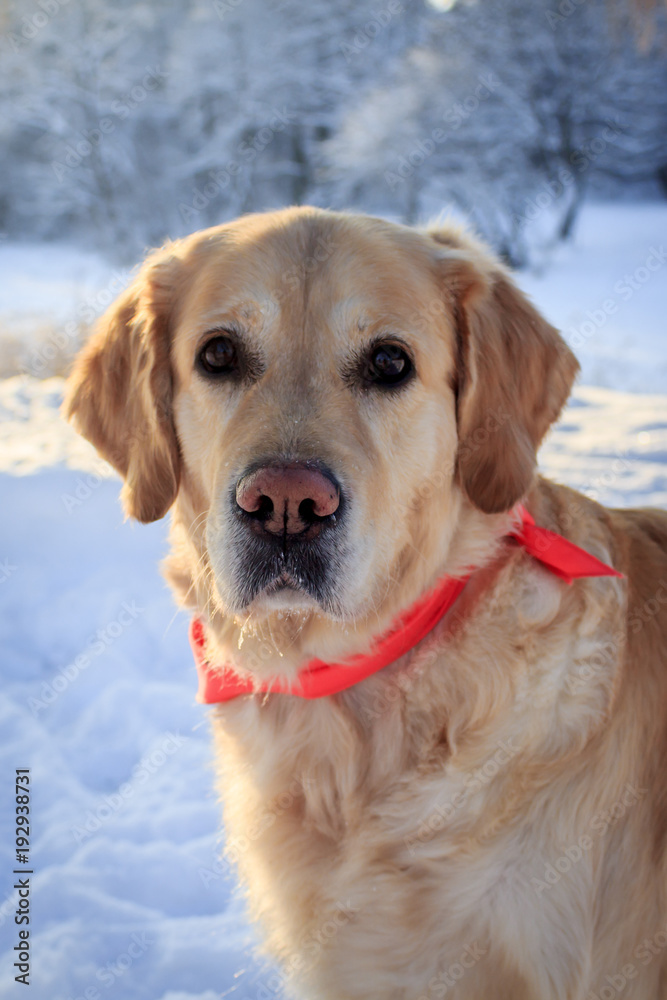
0;465;261;999
0;202;665;999
0;245;133;380
517;203;667;395
0;245;117;327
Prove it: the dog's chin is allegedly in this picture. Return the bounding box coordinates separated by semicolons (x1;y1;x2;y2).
214;569;344;622
250;581;321;616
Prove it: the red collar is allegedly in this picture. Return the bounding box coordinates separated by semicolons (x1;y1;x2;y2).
191;506;622;704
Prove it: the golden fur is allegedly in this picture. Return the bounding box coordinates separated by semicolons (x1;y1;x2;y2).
65;207;667;999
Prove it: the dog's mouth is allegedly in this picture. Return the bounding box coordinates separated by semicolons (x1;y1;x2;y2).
267;574;298;590
256;572;321;611
264;572;308;596
216;511;346;615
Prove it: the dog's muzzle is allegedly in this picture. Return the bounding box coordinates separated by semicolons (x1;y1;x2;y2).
226;459;345;610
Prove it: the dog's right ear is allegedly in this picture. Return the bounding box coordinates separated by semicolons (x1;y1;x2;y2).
64;251;182;523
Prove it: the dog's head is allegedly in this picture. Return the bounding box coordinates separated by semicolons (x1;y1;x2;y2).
65;207;577;635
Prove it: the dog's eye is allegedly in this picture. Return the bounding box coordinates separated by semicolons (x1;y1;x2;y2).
365;344;413;387
198;335;238;375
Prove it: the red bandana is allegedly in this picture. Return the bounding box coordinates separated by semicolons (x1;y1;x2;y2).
191;505;622;704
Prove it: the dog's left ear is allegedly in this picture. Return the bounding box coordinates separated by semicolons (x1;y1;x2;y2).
430;229;579;514
64;251;181;523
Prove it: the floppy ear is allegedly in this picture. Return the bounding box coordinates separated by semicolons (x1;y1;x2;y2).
431;229;579;514
64;252;181;523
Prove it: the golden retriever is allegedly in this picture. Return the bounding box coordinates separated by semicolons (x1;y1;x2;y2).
65;207;667;1000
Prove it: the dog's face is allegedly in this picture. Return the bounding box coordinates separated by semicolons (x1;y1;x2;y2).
169;211;463;621
65;208;577;631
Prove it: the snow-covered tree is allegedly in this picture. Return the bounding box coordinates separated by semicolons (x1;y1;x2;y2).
1;0;665;264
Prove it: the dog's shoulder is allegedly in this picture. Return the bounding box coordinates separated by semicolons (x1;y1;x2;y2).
609;504;667;582
531;476;667;588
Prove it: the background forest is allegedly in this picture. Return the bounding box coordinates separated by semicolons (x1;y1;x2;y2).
2;0;666;267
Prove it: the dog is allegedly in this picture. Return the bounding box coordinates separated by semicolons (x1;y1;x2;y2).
65;207;667;999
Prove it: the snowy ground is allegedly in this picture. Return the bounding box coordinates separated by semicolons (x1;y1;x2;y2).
518;203;667;395
0;244;130;381
0;202;666;1000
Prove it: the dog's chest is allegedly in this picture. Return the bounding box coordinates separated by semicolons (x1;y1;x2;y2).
210;570;625;999
212;701;579;999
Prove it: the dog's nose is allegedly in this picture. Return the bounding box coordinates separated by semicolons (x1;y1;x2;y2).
235;463;340;536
